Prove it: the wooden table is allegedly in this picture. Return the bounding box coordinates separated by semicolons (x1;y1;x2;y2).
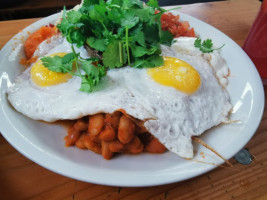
1;0;266;199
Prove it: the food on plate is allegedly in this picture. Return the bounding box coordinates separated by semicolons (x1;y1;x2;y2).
65;111;167;159
159;11;196;38
25;25;57;59
7;0;232;160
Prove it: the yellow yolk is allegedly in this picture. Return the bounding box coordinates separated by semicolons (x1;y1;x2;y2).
31;52;72;87
147;57;201;94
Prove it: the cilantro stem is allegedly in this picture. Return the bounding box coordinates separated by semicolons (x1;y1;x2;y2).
71;45;82;76
125;26;130;66
59;67;79;76
165;6;181;12
119;41;123;64
214;44;225;51
106;4;120;9
101;22;109;38
154;6;181;15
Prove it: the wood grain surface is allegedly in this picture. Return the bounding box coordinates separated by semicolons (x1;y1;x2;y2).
1;0;266;199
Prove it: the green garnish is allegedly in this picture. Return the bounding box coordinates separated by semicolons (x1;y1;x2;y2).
41;0;181;92
194;38;224;53
56;0;176;69
41;50;106;93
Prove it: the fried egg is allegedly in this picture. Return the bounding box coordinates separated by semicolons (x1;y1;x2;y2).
7;36;232;159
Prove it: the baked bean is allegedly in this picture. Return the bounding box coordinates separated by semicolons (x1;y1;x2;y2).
88;133;101;143
75;133;86;149
88;113;104;136
138;132;152;146
136;121;147;134
124;136;144;154
65;126;81;146
101;140;114;160
99;125;116;141
118;115;135;144
66;112;167;159
145;137;166;153
109;140;124;152
84;135;102;154
74;119;88;131
105;111;121;131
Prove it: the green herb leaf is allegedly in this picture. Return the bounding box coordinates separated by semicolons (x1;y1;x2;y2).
130;24;145;46
57;7;69;36
147;0;160;9
130;45;157;57
48;0;183;92
81;60;99;75
147;0;165;12
121;11;139;29
89;4;107;23
134;7;154;22
67;29;86;47
41;50;107;93
61;53;76;72
86;37;108;51
83;0;100;7
129;0;144;8
80;76;94;92
103;40;127;68
67;10;82;23
80;59;107;92
158;28;173;46
132;54;163;68
131;45;147;57
41;56;65;73
194;38;224;53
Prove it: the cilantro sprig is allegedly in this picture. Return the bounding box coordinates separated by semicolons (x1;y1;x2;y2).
41;49;106;93
56;0;177;69
41;0;183;93
194;38;224;53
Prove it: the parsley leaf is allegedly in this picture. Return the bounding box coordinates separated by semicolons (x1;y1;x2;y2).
194;38;224;53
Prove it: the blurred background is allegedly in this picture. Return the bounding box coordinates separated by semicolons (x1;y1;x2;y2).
0;0;225;21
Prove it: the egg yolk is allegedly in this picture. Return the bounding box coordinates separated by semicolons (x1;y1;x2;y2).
30;52;72;87
147;57;201;94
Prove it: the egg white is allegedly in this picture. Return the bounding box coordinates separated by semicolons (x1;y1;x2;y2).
7;36;232;159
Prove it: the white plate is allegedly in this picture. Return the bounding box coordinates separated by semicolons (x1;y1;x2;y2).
0;12;264;187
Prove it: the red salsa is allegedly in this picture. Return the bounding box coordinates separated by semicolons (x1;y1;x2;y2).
160;12;196;38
